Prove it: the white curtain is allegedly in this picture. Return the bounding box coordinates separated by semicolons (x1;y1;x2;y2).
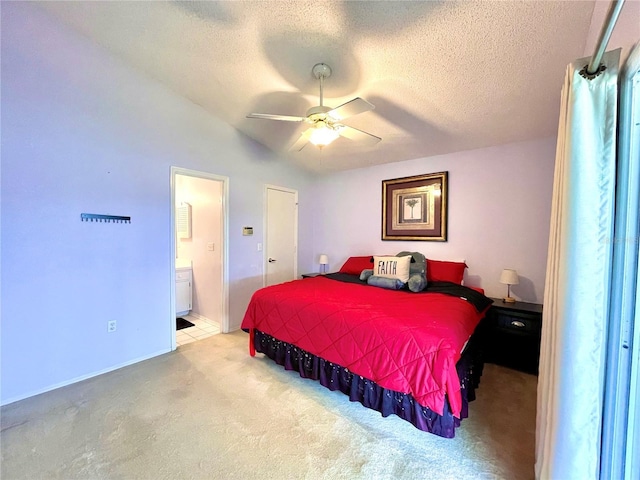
536;49;620;479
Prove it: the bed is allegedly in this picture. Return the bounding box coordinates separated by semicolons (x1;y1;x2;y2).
240;255;492;438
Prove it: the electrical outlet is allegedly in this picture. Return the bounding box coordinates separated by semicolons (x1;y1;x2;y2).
108;320;117;333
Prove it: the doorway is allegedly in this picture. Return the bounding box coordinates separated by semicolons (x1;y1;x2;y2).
264;185;298;287
171;167;229;351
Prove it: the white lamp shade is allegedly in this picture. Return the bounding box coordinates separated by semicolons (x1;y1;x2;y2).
319;254;329;265
309;122;340;147
499;269;519;285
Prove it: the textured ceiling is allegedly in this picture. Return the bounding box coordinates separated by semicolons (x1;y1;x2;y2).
37;1;611;173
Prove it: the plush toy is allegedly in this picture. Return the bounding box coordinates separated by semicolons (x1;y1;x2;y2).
359;269;374;281
396;251;427;292
407;273;427;292
367;275;405;290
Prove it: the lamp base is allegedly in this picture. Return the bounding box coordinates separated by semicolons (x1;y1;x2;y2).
503;297;516;303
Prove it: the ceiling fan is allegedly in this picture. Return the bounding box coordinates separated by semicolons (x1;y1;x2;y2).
247;63;381;151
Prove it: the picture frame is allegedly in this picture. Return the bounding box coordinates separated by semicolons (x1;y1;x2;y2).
381;172;448;241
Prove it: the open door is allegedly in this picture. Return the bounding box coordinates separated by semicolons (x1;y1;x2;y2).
171;167;230;351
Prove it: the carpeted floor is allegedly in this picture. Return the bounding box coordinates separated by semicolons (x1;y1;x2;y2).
0;331;537;479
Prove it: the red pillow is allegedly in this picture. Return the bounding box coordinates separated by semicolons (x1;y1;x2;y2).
339;256;374;275
427;259;467;284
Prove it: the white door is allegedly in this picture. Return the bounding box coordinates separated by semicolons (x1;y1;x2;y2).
265;186;297;286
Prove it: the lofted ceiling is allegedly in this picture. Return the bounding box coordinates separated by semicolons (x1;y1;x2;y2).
34;1;634;173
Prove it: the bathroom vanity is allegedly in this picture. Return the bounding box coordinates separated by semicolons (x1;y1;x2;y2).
176;259;192;316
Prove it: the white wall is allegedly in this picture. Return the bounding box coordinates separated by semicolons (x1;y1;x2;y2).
0;3;315;404
176;175;223;323
312;138;556;302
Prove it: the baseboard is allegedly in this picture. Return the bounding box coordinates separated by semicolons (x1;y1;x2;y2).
0;347;172;407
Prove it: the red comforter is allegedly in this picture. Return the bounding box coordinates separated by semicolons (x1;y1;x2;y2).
241;276;484;418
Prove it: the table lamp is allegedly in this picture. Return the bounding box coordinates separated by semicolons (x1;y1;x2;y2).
499;269;519;303
319;254;329;274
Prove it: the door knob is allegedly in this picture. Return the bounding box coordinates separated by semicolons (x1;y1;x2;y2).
268;258;277;263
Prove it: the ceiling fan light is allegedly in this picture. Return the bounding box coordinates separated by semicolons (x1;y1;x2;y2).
309;124;340;147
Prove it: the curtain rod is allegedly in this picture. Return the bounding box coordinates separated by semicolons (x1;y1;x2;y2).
586;0;626;75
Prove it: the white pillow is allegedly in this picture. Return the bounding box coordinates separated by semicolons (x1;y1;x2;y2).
372;255;411;284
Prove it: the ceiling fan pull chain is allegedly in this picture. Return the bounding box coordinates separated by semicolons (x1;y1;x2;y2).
319;72;324;107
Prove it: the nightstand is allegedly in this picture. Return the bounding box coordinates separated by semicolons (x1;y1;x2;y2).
481;298;543;374
301;273;322;278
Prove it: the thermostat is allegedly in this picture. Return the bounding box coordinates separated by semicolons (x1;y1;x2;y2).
243;227;254;236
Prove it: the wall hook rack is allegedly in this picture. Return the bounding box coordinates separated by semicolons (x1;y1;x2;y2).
81;213;131;224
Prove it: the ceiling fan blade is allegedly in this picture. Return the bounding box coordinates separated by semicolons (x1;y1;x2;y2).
327;97;375;121
337;125;381;146
289;128;314;152
247;113;307;122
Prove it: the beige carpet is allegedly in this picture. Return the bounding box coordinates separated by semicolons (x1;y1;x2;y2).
1;331;536;479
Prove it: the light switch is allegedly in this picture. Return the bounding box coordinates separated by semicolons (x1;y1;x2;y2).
257;243;263;251
207;242;215;251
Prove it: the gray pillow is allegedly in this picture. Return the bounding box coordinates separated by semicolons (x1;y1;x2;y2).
367;275;405;290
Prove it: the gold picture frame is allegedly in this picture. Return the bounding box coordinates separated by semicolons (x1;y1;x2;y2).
382;172;448;241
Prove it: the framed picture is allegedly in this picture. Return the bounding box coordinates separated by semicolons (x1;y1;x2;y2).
382;172;448;241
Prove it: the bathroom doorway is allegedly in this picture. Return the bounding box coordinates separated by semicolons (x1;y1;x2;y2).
171;167;229;350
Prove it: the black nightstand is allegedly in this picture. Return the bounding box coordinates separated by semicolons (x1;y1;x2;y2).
481;298;543;374
301;273;322;278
